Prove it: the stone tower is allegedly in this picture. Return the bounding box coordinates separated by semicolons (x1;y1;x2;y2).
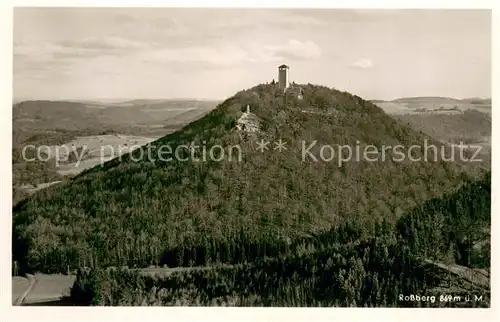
278;64;289;92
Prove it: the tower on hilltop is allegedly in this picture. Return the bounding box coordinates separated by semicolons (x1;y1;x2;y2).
278;64;289;93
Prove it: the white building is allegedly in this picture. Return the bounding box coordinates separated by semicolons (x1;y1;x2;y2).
278;64;289;92
236;105;260;133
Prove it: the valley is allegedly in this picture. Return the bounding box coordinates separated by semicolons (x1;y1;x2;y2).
12;99;217;204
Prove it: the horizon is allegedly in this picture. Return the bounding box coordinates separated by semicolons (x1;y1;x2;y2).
12;91;492;105
12;93;493;105
14;8;491;101
12;97;223;103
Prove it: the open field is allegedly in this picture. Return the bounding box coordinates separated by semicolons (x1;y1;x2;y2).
375;96;491;116
12;99;218;203
12;276;30;305
22;274;77;305
12;266;223;306
47;134;160;176
12;274;76;306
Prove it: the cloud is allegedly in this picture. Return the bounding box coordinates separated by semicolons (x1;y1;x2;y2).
142;10;328;32
58;37;147;50
14;37;153;83
208;10;328;29
272;39;323;60
14;37;151;63
14;35;323;87
125;10;329;46
274;11;329;26
350;58;375;69
140;39;322;69
114;13;135;25
14;41;59;57
139;45;254;68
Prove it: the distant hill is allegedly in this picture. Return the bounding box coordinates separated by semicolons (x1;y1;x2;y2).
375;96;491;115
392;96;463;104
112;99;173;105
460;98;492;105
12;83;487;274
113;99;217;106
13;101;103;135
12;99;217;204
394;109;491;143
13;99;218;146
390;96;491;107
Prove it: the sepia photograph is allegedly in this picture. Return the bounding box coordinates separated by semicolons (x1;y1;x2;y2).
7;4;492;312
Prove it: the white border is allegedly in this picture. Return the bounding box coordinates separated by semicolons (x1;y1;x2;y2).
4;0;498;8
1;1;497;322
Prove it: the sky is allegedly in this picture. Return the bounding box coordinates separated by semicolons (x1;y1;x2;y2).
13;8;491;101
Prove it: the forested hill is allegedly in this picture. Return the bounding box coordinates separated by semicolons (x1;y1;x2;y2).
69;171;491;307
13;83;487;274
